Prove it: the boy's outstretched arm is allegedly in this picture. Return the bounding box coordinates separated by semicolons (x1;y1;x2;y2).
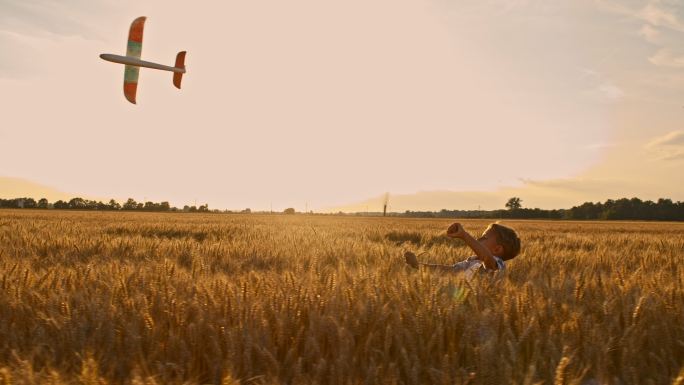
404;251;456;272
446;223;499;270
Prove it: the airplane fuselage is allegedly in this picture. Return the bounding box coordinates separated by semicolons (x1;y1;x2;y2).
99;53;186;73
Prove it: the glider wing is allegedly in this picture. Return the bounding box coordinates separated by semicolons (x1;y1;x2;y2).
123;17;146;104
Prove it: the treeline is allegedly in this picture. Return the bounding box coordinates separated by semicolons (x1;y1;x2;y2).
3;196;684;221
564;197;684;221
0;197;210;212
402;208;565;219
402;197;684;221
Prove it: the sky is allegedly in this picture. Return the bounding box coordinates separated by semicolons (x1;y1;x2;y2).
1;0;683;212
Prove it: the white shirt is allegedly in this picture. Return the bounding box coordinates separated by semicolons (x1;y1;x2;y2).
453;256;505;279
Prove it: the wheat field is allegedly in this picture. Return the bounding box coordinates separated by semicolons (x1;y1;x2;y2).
0;210;683;385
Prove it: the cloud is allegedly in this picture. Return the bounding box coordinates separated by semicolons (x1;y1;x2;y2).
646;130;684;161
639;24;661;43
648;48;684;67
646;130;684;148
583;142;619;151
0;176;81;201
661;151;684;161
324;177;645;212
0;0;116;40
596;0;684;66
517;177;637;194
596;83;625;100
581;69;625;102
458;0;566;16
0;0;124;78
638;2;684;31
599;0;684;32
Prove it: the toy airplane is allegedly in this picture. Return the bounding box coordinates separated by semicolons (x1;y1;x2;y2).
100;17;187;104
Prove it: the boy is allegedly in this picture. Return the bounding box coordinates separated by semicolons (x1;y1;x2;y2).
404;222;520;277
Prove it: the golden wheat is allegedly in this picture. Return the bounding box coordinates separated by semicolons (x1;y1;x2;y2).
0;210;683;384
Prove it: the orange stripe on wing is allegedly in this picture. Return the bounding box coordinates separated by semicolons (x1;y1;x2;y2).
124;82;138;104
128;17;146;43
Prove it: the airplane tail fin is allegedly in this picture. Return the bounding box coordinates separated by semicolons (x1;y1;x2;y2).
173;51;186;89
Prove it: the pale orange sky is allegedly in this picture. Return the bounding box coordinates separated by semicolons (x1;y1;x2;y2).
1;0;683;212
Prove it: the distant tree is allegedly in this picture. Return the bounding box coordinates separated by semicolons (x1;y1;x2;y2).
160;201;171;211
188;205;197;213
198;204;209;212
505;197;522;210
23;198;37;209
68;197;86;209
657;198;675;220
241;208;251;214
123;198;138;210
144;201;159;211
283;208;296;214
53;200;68;209
37;198;49;209
108;199;121;210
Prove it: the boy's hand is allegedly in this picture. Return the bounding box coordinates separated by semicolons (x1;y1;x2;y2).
404;251;419;269
446;223;465;238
